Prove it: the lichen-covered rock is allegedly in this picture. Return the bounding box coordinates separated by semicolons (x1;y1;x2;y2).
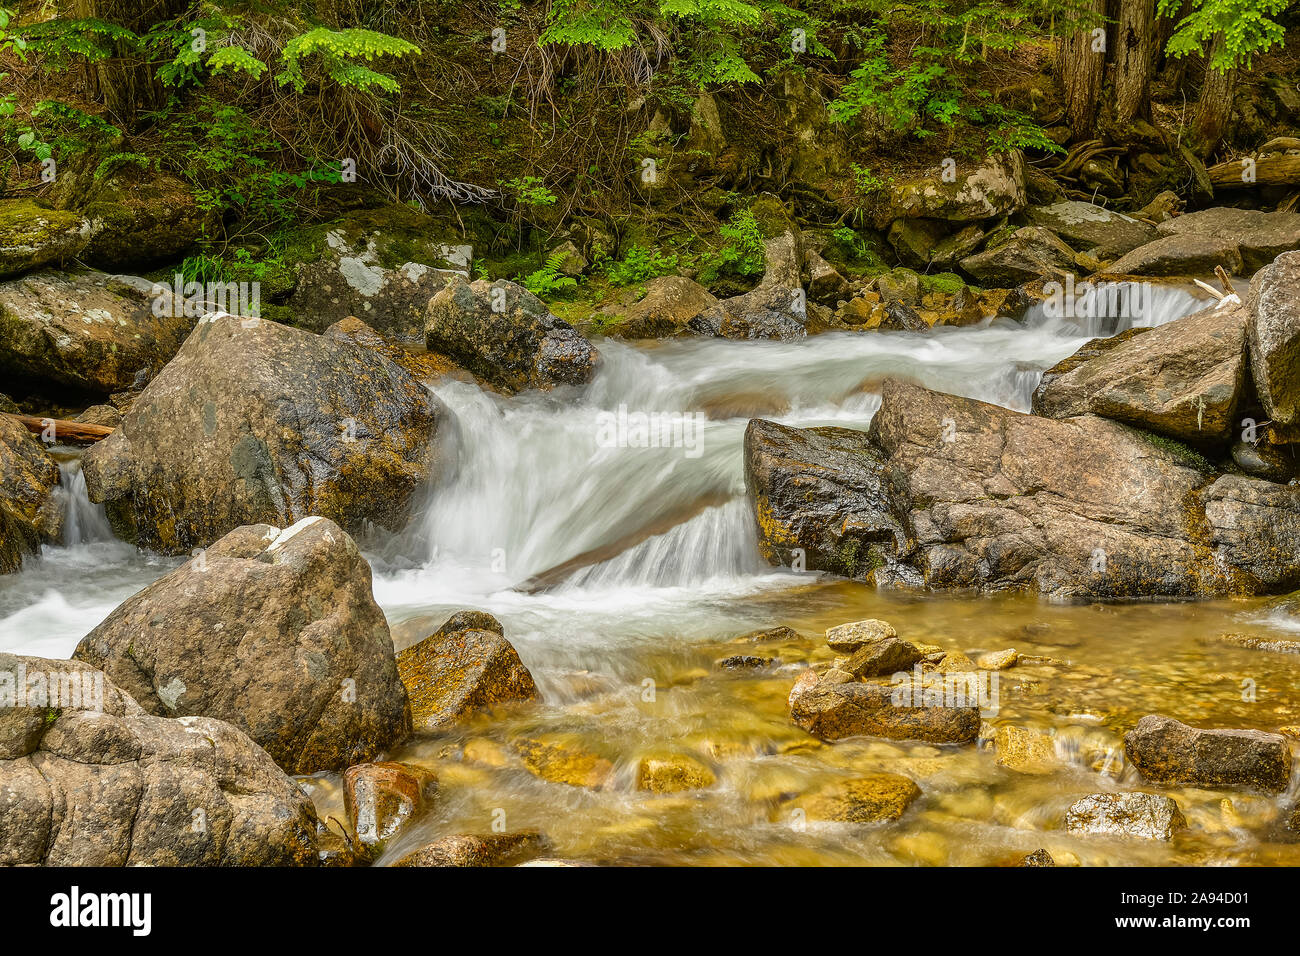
287;205;472;342
1032;302;1248;444
426;277;597;392
0;416;61;573
1123;714;1292;793
781;773;921;823
1154;207;1300;272
396;610;540;731
391;830;547;867
79;170;214;270
1024;201;1158;259
324;316;477;385
0;653;318;866
1065;792;1187;841
0;271;195;393
344;761;436;847
876;152;1027;228
743;419;904;581
1246;251;1300;428
788;668;981;743
73;518;411;774
0;199;90;279
81;312;443;552
636;753;716;793
1201;475;1300;592
959;226;1075;285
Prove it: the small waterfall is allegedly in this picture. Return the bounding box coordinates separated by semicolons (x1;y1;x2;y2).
1021;278;1216;338
52;455;115;545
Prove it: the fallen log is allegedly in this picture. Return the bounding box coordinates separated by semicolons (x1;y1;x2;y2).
2;412;114;445
1209;153;1300;189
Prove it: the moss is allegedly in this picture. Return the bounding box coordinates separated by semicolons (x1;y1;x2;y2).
1133;428;1215;472
920;272;967;296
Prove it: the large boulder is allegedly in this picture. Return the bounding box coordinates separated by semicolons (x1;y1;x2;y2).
79;170;214;270
73;518;411;774
0;653;318;865
743;419;905;580
1155;207;1300;272
690;231;809;340
0;199;91;280
1200;475;1300;592
426;277;598;392
1123;714;1291;793
1024;201;1158;259
959;226;1076;285
1106;234;1244;277
0;271;195;393
396;610;540;732
286;205;472;342
875;152;1027;228
863;379;1275;598
82;312;443;553
0;416;61;573
1032;301;1248;443
596;276;717;338
1246;251;1300;427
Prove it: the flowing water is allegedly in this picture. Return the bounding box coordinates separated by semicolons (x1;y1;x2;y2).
6;282;1298;865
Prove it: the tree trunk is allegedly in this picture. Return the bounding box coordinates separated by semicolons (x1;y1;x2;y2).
1113;0;1156;124
1193;35;1237;157
65;0;189;122
1059;0;1109;138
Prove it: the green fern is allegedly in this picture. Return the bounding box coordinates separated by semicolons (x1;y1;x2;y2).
277;27;420;95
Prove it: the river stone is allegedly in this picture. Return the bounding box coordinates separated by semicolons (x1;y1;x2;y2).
994;725;1058;774
976;648;1019;670
79;170;213;270
1031;302;1248;443
0;416;61;574
81;312;443;553
1033;327;1152;397
875;152;1027;228
1155;207;1300;272
0;654;318;866
690;232;809;340
1246;251;1300;427
395;610;540;731
788;669;981;743
636;754;716;793
743;419;904;580
1124;714;1292;793
785;773;922;823
1107;234;1244;277
325;316;475;385
426;276;597;392
806;249;849;304
1230;439;1296;482
826;619;896;652
73;518;411;774
959;226;1076;285
1018;848;1056;866
1024;201;1158;258
597;276;717;338
845;637;924;678
0;270;196;393
0;199;91;279
1201;475;1300;592
343;761;436;847
864;378;1277;599
1065;792;1187;841
512;734;614;788
391;831;548;867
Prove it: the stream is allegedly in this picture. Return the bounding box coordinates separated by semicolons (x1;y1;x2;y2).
5;281;1298;865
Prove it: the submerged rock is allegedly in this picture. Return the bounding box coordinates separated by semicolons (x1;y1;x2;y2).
1065;792;1187;841
0;199;90;279
0;416;60;574
994;725;1058;774
1032;301;1248;444
344;761;436;847
1123;714;1292;793
391;830;548;867
743;419;904;580
636;753;716;793
512;734;614;789
0;270;195;393
0;653;318;866
426;277;597;392
1017;848;1056;866
82;312;443;553
73;518;411;774
396;610;540;731
783;773;921;823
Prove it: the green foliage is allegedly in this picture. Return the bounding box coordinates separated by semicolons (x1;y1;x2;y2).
604;244;679;284
504;175;558;207
521;250;580;297
94;152;155;182
17;17;137;65
1157;0;1288;70
277;27;420;94
700;207;764;281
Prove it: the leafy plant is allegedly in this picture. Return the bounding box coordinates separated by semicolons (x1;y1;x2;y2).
604;244;678;284
521;250;579;297
700;207;764;282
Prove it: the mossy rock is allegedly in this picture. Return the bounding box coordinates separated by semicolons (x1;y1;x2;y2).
80;171;215;270
0;199;91;279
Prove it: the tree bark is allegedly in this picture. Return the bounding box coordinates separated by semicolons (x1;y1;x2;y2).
1113;0;1156;124
1193;35;1237;157
1;413;113;445
65;0;189;122
1059;0;1109;139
